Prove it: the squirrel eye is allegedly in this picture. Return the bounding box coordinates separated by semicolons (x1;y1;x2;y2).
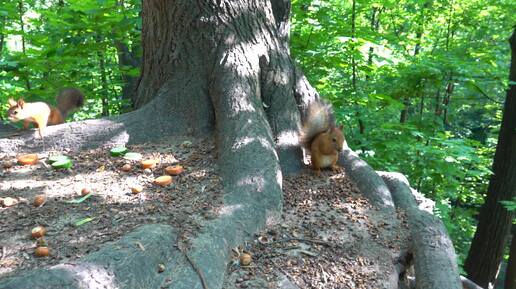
332;137;337;142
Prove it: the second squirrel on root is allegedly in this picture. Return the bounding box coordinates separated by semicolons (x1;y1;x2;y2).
300;100;345;175
7;88;84;138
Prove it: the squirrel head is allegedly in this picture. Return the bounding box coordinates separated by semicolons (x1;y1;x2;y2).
7;98;26;121
327;124;345;152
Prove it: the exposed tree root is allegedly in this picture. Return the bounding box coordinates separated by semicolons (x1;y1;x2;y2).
338;146;395;212
379;172;462;289
0;224;179;289
461;276;485;289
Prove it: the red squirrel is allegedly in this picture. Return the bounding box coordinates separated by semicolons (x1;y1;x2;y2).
301;100;345;175
7;88;84;138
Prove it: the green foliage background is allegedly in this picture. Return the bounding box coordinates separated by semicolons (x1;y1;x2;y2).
0;0;140;121
290;0;514;266
0;0;515;268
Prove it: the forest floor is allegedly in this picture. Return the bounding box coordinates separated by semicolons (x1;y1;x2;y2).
223;173;410;289
0;137;409;289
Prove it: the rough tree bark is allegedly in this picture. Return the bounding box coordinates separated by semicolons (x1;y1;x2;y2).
0;1;465;288
0;15;5;55
114;39;140;106
114;0;141;106
96;34;110;116
505;230;516;289
464;28;516;288
0;1;317;288
18;0;31;91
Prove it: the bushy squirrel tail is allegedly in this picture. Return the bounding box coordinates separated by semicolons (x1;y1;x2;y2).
56;88;85;118
300;100;336;148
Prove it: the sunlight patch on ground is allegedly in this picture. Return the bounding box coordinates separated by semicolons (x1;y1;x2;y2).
0;168;146;205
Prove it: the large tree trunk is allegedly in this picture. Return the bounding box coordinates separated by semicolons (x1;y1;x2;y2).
18;0;31;91
0;15;5;56
133;0;304;173
114;39;140;107
114;0;141;107
0;1;464;288
0;1;314;288
506;230;516;289
464;28;516;288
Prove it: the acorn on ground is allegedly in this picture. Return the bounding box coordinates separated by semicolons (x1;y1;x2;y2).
239;253;252;266
33;195;46;207
31;226;47;238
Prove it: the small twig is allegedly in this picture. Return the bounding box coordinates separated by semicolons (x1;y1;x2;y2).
40;160;50;169
134;241;145;251
268;237;335;248
469;81;503;104
177;238;209;289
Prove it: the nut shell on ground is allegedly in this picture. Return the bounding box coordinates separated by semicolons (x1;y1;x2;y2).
165;165;184;176
154;175;172;186
131;185;144;194
81;188;91;196
17;154;39;165
141;159;158;169
121;164;132;172
1;197;17;207
31;226;47;238
33;195;46;207
3;161;14;168
239;253;252;266
34;246;50;257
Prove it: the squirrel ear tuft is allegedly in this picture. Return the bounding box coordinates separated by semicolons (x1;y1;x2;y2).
8;98;17;106
17;98;25;108
338;124;344;130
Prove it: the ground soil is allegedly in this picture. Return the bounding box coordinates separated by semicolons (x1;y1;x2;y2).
0;138;409;288
223;172;410;289
0;139;223;278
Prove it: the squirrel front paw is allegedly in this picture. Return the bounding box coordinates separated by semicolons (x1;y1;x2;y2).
312;168;322;177
331;164;342;173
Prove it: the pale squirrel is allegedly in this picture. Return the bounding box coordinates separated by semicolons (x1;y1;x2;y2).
7;88;84;138
300;100;345;175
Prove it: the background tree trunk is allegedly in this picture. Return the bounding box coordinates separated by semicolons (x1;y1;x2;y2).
400;2;428;124
464;28;516;288
505;229;516;289
96;35;110;116
18;0;31;91
114;39;140;107
0;15;5;56
114;0;141;107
